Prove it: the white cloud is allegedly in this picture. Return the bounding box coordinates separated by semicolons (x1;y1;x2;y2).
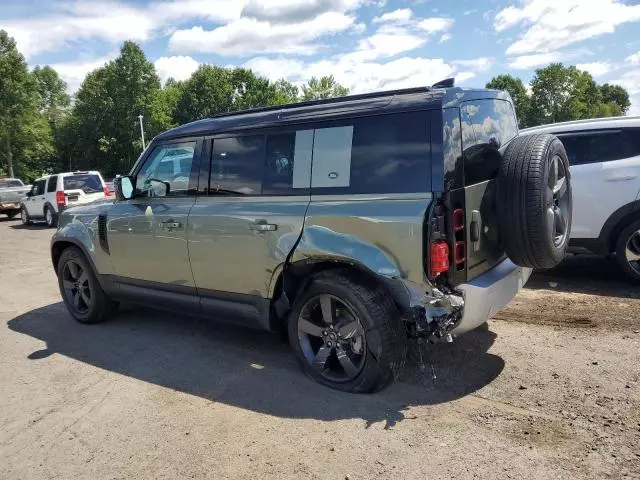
245;54;458;94
508;49;592;69
417;17;454;34
373;8;413;24
495;0;640;55
1;0;243;58
611;68;640;115
439;33;452;43
154;56;201;83
576;61;615;77
43;55;115;93
456;71;476;84
453;58;494;72
169;12;357;55
627;51;640;65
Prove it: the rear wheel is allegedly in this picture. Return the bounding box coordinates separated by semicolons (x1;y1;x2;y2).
6;211;17;220
615;220;640;282
44;206;57;228
20;206;32;225
57;247;118;324
288;271;406;393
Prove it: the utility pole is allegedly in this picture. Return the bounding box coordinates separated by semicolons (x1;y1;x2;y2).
138;114;146;150
6;132;14;178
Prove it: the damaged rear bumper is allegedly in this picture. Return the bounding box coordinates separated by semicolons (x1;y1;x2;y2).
396;258;532;339
454;259;532;334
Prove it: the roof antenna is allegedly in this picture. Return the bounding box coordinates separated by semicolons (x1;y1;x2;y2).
432;78;455;88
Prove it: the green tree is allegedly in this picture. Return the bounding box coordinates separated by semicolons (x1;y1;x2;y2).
0;30;41;178
32;65;71;123
69;41;163;176
599;83;630;114
528;64;630;125
486;74;531;127
273;78;299;104
174;65;296;124
301;75;349;100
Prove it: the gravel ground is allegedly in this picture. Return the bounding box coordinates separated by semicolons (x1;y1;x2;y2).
1;217;639;479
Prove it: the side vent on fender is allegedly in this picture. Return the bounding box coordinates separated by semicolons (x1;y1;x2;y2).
98;214;109;254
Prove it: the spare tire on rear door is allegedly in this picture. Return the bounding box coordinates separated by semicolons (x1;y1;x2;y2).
496;133;572;270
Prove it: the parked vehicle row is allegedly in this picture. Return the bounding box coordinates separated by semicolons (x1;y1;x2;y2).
50;81;572;393
14;171;110;227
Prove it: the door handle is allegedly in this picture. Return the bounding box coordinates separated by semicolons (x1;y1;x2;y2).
160;220;182;230
249;221;277;232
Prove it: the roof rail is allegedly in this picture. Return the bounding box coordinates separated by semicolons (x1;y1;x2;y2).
207;85;433;120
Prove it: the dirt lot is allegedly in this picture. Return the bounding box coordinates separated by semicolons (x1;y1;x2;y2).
1;218;639;480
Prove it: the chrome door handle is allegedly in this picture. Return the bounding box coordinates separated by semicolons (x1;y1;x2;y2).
249;221;277;232
160;220;182;230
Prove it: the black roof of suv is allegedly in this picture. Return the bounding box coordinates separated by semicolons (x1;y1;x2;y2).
155;86;509;142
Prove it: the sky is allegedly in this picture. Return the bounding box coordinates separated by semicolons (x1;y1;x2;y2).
2;0;640;115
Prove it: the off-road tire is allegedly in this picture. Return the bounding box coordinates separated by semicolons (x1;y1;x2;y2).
57;247;118;324
288;270;407;393
497;133;572;269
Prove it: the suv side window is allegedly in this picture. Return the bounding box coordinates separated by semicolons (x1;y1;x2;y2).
46;176;58;193
557;129;640;166
32;180;46;196
210;136;264;195
137;141;198;197
461;99;518;185
310;111;431;194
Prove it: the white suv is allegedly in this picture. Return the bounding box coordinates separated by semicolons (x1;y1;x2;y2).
20;171;109;228
522;116;640;280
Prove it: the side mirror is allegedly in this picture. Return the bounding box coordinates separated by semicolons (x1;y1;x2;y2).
26;191;33;197
115;175;135;200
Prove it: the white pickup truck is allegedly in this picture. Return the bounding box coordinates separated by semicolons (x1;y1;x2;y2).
0;178;31;219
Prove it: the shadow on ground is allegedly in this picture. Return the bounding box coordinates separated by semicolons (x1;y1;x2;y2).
527;254;638;299
8;303;504;428
9;223;47;230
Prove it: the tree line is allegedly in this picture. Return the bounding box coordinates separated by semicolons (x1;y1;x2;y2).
0;29;632;181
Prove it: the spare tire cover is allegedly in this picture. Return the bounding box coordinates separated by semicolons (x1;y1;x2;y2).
496;133;572;270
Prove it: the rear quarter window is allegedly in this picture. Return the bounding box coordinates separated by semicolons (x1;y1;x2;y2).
461;99;518;185
310;111;432;195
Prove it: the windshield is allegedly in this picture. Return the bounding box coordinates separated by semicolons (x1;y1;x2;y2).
63;175;103;193
0;179;24;188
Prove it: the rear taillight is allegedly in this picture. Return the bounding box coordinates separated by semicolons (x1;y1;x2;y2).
452;208;466;270
453;208;464;232
430;240;450;277
56;191;66;206
103;186;111;197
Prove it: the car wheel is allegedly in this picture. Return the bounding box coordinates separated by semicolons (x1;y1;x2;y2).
20;206;32;225
615;220;640;282
497;133;572;269
44;206;57;228
57;247;119;324
6;211;17;220
288;270;406;393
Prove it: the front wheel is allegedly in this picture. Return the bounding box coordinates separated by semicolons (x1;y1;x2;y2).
57;247;118;323
616;220;640;282
288;270;406;393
